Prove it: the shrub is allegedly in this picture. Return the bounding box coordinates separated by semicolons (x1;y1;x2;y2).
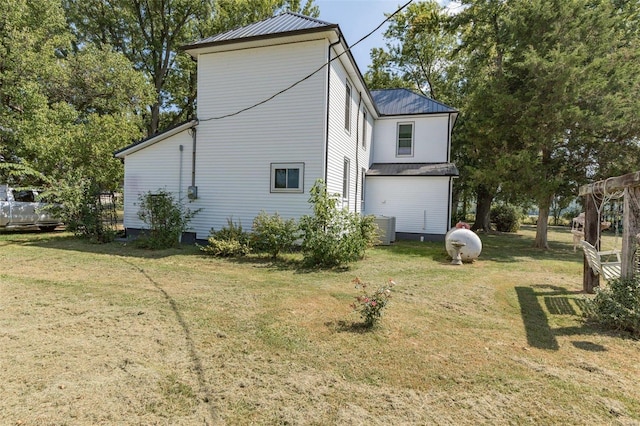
43;174;115;243
351;277;395;328
299;180;377;268
587;276;640;337
136;189;198;249
201;218;250;257
490;204;521;232
251;211;298;259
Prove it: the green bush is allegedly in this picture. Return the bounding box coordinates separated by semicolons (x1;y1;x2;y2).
490;204;521;232
136;189;198;249
588;276;640;337
251;211;298;259
201;218;250;257
299;180;377;268
44;174;115;243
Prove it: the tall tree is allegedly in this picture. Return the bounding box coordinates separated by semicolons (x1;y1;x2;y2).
1;0;152;190
63;0;319;135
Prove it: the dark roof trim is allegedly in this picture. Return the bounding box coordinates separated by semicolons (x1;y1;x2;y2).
114;120;197;158
181;12;338;53
181;25;336;52
366;163;459;177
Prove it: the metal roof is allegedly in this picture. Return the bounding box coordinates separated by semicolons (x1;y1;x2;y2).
185;12;336;49
371;89;457;116
366;163;459;177
114;120;197;158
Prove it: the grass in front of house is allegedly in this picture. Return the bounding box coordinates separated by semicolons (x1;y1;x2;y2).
0;226;638;425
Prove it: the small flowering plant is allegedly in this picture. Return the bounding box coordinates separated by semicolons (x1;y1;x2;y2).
350;277;395;328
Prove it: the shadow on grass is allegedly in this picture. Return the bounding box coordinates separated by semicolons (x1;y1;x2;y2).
2;230;204;259
516;284;613;351
120;258;219;422
325;320;378;334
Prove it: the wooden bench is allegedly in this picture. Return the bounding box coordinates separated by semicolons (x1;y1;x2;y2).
580;240;621;281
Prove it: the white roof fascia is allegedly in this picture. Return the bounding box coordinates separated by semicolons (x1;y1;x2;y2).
115;120;197;158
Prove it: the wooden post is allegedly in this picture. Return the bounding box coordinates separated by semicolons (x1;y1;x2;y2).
583;193;600;293
621;186;640;279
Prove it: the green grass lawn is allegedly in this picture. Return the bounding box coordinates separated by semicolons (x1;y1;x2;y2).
1;226;638;425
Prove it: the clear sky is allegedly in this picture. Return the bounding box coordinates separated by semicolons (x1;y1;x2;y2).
315;0;404;73
314;0;461;72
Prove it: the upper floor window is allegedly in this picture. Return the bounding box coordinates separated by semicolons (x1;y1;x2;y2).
361;109;367;149
397;122;414;156
271;162;304;193
344;81;352;133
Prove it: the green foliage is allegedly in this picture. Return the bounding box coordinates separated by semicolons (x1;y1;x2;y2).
200;218;250;257
350;277;395;328
136;190;197;249
588;276;640;337
251;211;299;259
490;204;521;233
43;173;115;243
299;180;376;268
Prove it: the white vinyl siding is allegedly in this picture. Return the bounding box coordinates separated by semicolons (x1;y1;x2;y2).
364;176;451;235
372;115;450;164
122;129;193;230
190;39;327;238
325;53;363;212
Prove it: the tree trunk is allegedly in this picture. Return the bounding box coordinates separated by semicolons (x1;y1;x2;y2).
534;194;553;249
472;185;493;232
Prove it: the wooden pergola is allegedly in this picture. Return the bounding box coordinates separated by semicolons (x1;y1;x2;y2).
578;171;640;293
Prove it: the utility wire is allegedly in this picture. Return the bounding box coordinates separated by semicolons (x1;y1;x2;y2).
199;0;413;122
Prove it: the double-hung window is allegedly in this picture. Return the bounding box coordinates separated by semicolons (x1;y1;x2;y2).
344;81;352;133
343;158;350;199
361;109;368;149
397;122;414;156
271;163;304;193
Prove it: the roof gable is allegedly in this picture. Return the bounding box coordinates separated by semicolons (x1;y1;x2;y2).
371;88;456;116
183;12;336;50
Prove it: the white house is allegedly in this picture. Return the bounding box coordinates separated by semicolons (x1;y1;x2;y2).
115;12;458;242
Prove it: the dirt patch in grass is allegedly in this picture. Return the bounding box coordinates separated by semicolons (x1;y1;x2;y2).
1;227;639;425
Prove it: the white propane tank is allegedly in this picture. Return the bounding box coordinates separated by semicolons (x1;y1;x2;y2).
445;226;482;262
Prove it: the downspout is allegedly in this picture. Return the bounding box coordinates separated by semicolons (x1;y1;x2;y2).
355;91;362;212
324;38;341;185
191;125;197;188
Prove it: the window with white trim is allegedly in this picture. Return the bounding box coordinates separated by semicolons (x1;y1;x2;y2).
270;163;304;193
361;109;367;149
397;122;414;156
343;158;350;199
344;81;352;133
360;168;366;202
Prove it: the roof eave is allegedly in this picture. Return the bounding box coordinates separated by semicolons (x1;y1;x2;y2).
181;25;339;57
114;120;198;158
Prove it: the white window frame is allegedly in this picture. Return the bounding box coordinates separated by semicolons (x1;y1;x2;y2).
361;108;368;149
396;122;414;157
343;157;350;200
360;167;366;207
270;162;304;193
344;81;352;133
